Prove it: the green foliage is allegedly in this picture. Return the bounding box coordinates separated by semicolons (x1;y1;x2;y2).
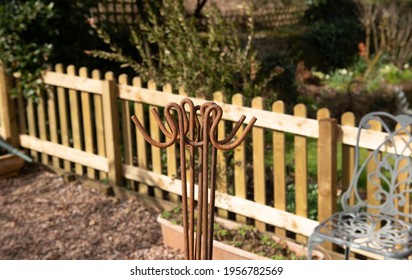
302;0;362;71
161;210;171;220
88;0;282;101
0;0;54;98
0;0;104;99
214;223;229;239
313;57;412;94
286;183;318;220
237;225;253;238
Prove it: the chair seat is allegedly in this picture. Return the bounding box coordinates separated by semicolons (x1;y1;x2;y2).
314;212;412;258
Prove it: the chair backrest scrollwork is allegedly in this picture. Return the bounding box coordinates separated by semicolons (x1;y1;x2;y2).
341;112;412;221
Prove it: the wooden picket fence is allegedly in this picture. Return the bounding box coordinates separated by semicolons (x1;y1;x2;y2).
1;63;407;258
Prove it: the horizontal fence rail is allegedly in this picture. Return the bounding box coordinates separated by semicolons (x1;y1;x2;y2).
1;64;410;259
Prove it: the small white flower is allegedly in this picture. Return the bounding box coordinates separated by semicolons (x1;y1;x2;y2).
325;74;330;80
404;63;410;69
164;49;171;55
312;71;325;80
338;69;348;75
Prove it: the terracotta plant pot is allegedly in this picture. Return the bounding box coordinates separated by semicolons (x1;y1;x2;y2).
0;154;25;179
157;215;328;260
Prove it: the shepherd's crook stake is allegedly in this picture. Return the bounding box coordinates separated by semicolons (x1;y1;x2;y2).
131;97;256;260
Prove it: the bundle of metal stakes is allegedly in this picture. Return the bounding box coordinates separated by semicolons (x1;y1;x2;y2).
132;98;256;260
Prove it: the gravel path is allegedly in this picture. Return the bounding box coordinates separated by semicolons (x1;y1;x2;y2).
0;164;184;260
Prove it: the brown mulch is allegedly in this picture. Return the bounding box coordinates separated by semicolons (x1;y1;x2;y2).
0;163;184;260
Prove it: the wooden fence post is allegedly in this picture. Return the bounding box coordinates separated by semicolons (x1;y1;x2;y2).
0;64;18;146
317;118;337;250
102;79;122;186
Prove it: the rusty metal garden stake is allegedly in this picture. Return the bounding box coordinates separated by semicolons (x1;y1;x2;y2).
131;98;256;259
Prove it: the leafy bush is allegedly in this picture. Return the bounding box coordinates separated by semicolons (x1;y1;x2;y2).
0;0;54;98
301;0;362;71
87;0;282;101
0;0;106;99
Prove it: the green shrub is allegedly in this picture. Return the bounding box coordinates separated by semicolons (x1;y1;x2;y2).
0;0;54;98
87;0;282;101
301;0;362;71
0;0;105;99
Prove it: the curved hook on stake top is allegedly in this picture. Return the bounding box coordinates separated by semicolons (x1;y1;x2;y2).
155;102;186;140
131;106;178;148
207;105;257;151
180;98;201;145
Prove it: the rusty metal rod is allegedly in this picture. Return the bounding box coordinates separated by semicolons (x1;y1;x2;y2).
131;97;256;260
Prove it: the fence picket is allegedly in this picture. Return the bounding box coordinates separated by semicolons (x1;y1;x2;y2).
17;80;27;135
232;94;247;224
252;97;266;231
36;88;48;164
367;120;382;216
148;80;164;199
105;71;114;81
317;108;330;120
132;77;149;194
80;67;95;178
214;91;228;219
164;83;178;202
395;122;411;219
56;64;70;172
119;74;135;190
120;74;133;165
26;99;38;161
92;69;107;179
47;76;59;168
294;103;308;244
273;100;286;236
178;85;195;207
68;65;83;175
341;112;356;206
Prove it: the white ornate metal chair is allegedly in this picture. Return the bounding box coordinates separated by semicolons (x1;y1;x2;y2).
307;112;412;260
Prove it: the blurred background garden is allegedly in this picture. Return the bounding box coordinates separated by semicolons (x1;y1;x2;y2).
2;0;412;118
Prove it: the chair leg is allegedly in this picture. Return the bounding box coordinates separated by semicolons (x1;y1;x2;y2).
307;234;323;260
344;246;351;260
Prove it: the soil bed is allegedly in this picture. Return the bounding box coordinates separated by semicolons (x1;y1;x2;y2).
0;163;184;260
161;207;308;260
